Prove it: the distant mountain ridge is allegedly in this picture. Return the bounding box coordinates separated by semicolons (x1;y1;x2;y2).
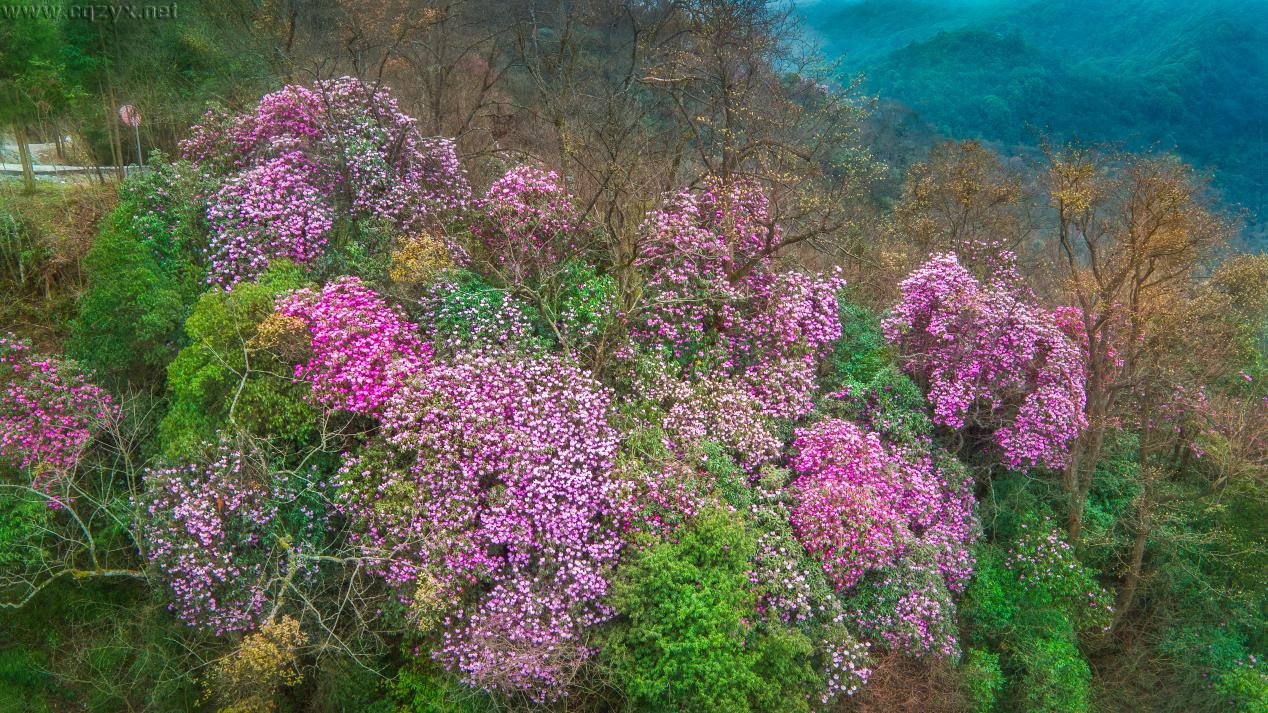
799;0;1268;235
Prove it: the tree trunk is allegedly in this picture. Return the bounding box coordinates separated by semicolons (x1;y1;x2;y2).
104;85;124;181
13;124;36;193
1114;516;1149;630
1115;427;1160;630
1066;420;1106;543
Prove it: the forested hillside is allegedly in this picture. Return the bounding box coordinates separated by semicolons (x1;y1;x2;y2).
799;0;1268;245
0;2;1264;712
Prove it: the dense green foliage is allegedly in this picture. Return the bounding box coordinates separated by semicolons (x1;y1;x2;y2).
605;509;818;713
68;160;204;386
158;262;314;457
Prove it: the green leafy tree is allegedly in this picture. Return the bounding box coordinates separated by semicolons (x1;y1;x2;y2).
1009;614;1092;713
960;648;1005;713
68;163;204;387
159;262;315;457
0;2;75;191
603;509;818;713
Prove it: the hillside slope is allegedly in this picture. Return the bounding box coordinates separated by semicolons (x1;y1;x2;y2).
800;0;1268;232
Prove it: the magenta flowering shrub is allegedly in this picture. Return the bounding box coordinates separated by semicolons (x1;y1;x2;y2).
789;419;977;594
476;166;579;280
337;352;620;699
205;152;333;286
635;177;780;296
276;276;430;416
792;478;906;592
786;421;969;662
183;77;471;285
236;84;324;158
725;269;846;420
633;178;844;419
139;441;280;635
0;333;114;495
179;106;250;175
883;253;1088;470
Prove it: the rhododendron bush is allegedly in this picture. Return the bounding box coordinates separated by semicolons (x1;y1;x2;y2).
335;352;620;698
475;165;581;280
0;333;115;496
276;275;431;416
788;418;978;659
139;441;282;634
182;78;471;285
633;178;846;421
883;252;1088;470
139;438;329;636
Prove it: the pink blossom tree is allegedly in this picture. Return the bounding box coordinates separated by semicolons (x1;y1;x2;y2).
883;253;1088;470
337;351;620;699
789;419;976;594
183;77;471;286
475;165;581;282
138;438;330;636
633;177;845;422
139;440;282;635
0;333;115;497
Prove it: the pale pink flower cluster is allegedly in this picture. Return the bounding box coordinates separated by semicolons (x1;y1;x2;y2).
751;531;820;624
633;178;845;420
336;352;620;700
846;557;962;659
607;461;708;540
476;165;579;279
820;624;873;702
183;77;470;285
139;441;280;635
651;371;783;470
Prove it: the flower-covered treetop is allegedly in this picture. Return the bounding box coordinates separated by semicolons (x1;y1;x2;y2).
182;77;471;286
884;253;1088;470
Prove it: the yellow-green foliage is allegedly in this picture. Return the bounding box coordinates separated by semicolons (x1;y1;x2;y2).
160;261;316;457
204;616;307;713
389;232;452;287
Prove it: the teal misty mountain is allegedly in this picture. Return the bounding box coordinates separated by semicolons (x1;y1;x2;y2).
800;0;1268;230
